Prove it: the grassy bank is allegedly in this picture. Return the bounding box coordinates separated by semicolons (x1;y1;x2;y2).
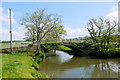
57;46;73;51
1;53;48;78
0;54;2;79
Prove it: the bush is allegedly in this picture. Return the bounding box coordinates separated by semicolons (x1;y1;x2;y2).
88;48;100;56
114;43;120;48
15;50;28;53
0;50;10;53
41;45;50;53
71;42;91;49
31;71;38;77
32;61;39;70
28;53;35;57
31;71;48;78
14;50;34;54
28;44;33;47
89;47;120;58
41;42;58;52
34;52;45;63
106;48;120;57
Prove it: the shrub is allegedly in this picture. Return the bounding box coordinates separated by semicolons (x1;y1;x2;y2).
89;47;120;58
71;42;91;49
0;50;10;53
41;45;50;53
28;53;35;57
32;61;39;70
106;48;120;57
41;42;58;52
28;44;33;47
114;43;120;48
31;71;48;78
31;71;38;77
34;52;45;63
88;48;100;56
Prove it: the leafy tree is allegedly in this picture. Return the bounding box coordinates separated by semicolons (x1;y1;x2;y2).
20;9;62;55
24;24;36;44
44;25;66;42
86;17;118;54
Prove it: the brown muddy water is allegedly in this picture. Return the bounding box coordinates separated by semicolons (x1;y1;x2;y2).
39;50;119;78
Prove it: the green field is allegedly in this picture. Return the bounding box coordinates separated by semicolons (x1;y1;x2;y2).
0;42;30;49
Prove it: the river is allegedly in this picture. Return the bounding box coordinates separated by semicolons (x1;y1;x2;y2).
39;50;119;78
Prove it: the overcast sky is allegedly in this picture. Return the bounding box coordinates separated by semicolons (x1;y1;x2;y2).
0;2;118;41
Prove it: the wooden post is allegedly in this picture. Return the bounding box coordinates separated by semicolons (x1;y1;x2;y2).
9;8;12;54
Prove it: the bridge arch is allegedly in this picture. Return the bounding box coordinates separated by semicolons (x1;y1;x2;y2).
41;42;91;56
52;44;84;56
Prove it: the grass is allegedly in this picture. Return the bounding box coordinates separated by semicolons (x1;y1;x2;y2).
58;46;73;51
1;53;48;78
0;54;2;79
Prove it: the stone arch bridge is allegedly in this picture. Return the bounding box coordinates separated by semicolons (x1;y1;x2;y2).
41;42;91;56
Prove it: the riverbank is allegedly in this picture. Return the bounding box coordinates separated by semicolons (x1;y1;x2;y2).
1;53;48;78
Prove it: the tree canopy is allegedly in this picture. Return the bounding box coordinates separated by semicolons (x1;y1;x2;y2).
86;17;118;54
20;9;66;54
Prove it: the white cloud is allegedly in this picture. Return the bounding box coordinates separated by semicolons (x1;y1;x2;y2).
64;25;89;39
107;5;118;21
0;26;9;41
0;7;25;41
0;7;16;24
64;5;119;39
12;25;27;40
0;25;27;41
2;5;118;40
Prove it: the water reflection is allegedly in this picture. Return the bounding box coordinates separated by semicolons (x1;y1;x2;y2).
92;61;118;78
39;50;119;78
55;50;73;63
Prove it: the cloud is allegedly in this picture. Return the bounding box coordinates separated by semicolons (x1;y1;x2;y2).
12;25;27;40
0;7;25;41
0;26;9;40
64;5;119;39
107;5;118;21
64;25;89;39
0;25;27;41
0;7;16;24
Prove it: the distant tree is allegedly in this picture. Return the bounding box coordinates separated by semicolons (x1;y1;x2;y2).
86;17;118;53
20;9;62;55
84;36;91;40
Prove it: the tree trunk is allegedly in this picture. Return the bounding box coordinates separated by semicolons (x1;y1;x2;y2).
35;30;40;56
